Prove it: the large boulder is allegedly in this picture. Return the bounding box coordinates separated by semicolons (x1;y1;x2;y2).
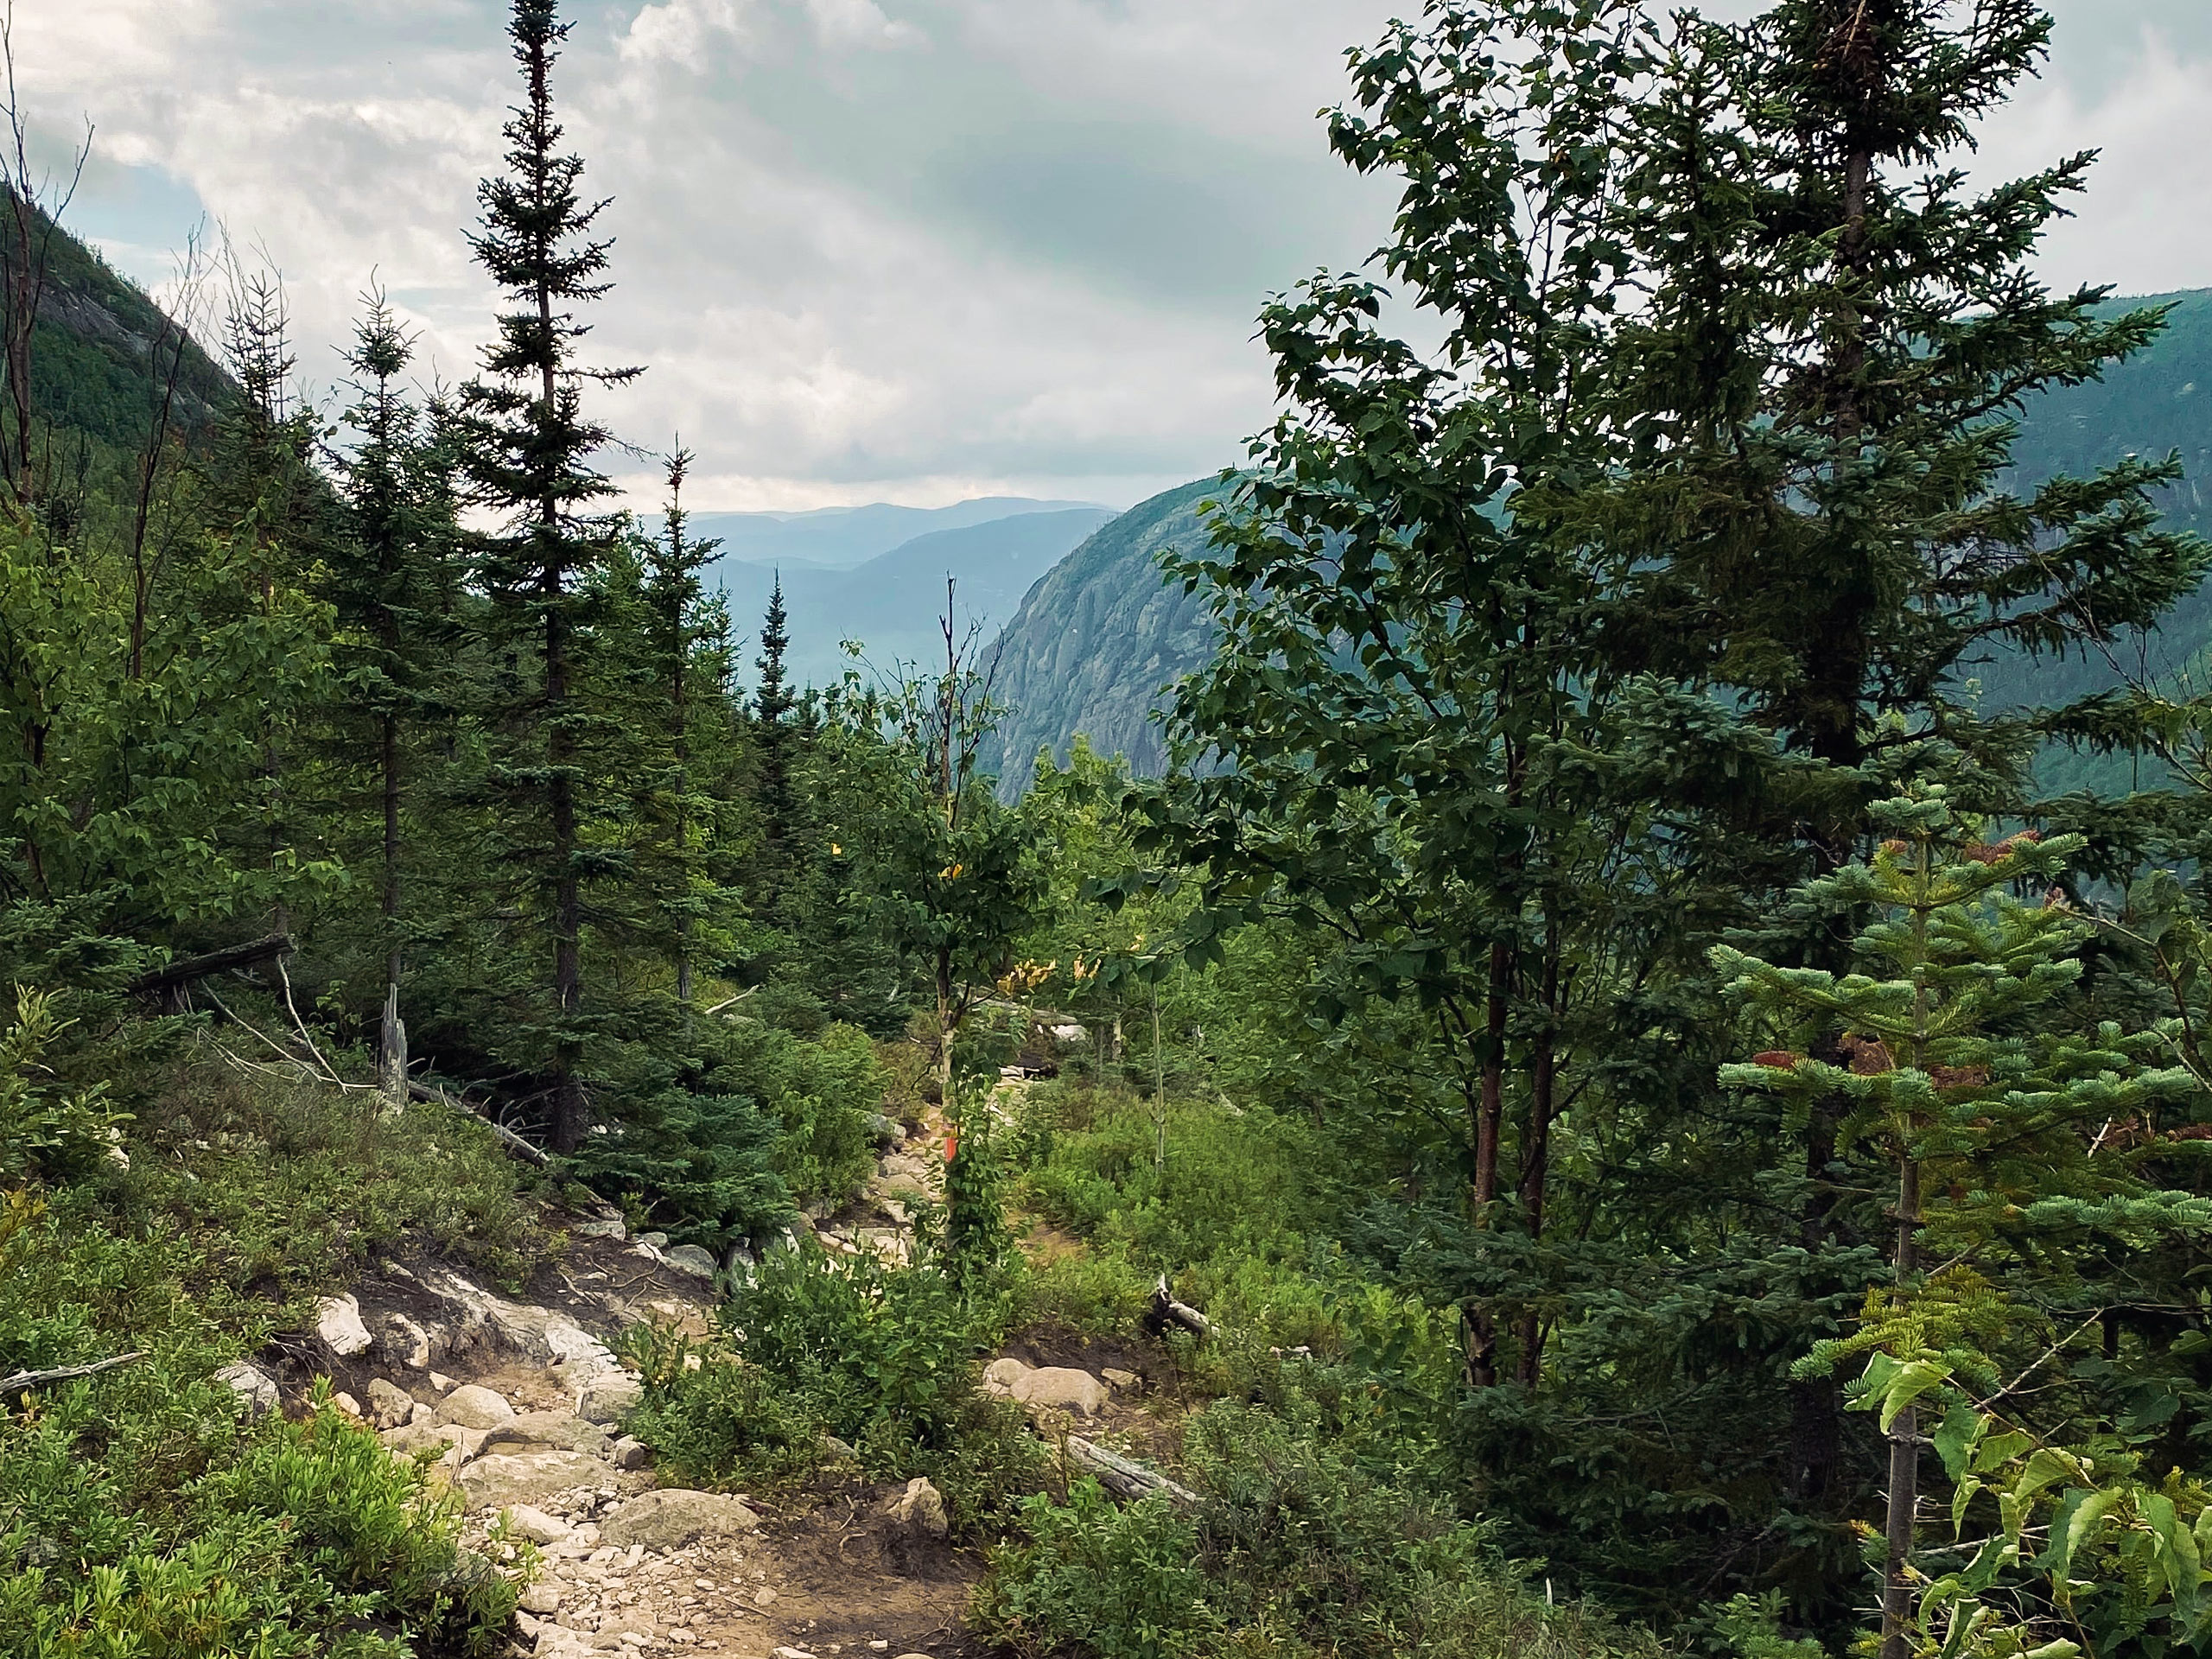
598;1490;760;1550
983;1358;1110;1419
479;1409;611;1459
437;1384;517;1429
661;1243;718;1280
315;1294;373;1357
457;1451;608;1512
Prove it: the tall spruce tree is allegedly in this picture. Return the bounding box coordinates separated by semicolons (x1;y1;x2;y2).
458;0;638;1153
326;294;464;1100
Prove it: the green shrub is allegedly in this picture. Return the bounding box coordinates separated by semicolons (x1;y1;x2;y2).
0;1193;517;1657
972;1480;1219;1659
622;1236;1041;1526
111;1061;554;1303
974;1396;1667;1659
0;988;125;1186
728;1020;883;1208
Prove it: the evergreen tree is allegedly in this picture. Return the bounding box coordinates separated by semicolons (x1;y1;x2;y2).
640;447;727;1008
1718;789;2207;1659
457;0;639;1153
324;294;465;1100
753;574;798;895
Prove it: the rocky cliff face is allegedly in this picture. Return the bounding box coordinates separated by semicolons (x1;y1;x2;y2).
981;477;1225;796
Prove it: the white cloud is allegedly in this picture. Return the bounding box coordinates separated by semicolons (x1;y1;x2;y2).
16;1;2212;512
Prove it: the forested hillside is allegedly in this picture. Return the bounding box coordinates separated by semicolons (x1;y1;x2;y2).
12;5;2212;1659
993;289;2212;792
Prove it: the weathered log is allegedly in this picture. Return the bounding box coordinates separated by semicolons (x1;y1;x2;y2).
1065;1433;1198;1507
1147;1275;1215;1340
1;1351;147;1392
407;1080;550;1167
129;933;291;1012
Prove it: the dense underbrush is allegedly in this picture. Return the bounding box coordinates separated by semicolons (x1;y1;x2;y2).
0;1020;529;1656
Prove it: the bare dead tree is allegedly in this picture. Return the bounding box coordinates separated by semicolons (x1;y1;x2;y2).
126;228;212;679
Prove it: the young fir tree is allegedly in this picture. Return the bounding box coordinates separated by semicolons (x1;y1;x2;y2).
1717;788;2208;1659
325;295;465;1101
458;0;639;1153
752;574;798;899
641;447;728;1008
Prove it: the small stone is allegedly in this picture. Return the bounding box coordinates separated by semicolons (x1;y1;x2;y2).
214;1361;278;1414
662;1243;718;1279
366;1377;417;1429
573;1217;626;1241
385;1312;435;1369
316;1294;373;1357
411;1402;438;1427
1101;1367;1141;1393
439;1384;518;1429
519;1578;566;1614
882;1477;948;1540
429;1370;455;1392
575;1371;643;1425
772;1649;817;1659
754;1587;778;1607
506;1505;571;1545
333;1391;365;1419
638;1231;670;1249
609;1436;651;1471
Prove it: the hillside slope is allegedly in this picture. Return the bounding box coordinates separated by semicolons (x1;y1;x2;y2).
988;289;2212;794
12;192;231;457
981;478;1223;792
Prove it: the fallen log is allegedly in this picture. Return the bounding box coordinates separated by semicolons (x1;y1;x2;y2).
1065;1433;1198;1508
130;934;291;1013
1;1351;148;1392
1147;1275;1216;1340
407;1080;550;1168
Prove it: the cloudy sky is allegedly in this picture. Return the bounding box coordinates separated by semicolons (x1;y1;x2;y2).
14;0;2212;512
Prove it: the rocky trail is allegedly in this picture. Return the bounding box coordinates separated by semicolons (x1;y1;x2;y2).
216;1109;1159;1659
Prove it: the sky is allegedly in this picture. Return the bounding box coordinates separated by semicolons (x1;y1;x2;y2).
12;0;2212;513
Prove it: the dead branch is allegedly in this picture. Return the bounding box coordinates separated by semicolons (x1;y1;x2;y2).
407;1079;550;1168
1064;1433;1198;1507
2;1351;147;1392
1147;1276;1216;1340
130;932;291;1010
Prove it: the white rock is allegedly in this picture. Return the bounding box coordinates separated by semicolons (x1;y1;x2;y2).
519;1579;566;1614
438;1383;518;1429
882;1476;949;1540
214;1361;278;1414
333;1391;365;1419
410;1402;438;1427
385;1312;435;1370
459;1452;611;1512
505;1505;571;1545
573;1218;626;1241
600;1491;760;1550
609;1436;651;1471
315;1294;373;1357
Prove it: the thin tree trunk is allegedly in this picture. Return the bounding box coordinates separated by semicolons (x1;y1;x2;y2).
1515;941;1559;1387
378;709;406;1107
1881;1153;1921;1659
1465;936;1512;1389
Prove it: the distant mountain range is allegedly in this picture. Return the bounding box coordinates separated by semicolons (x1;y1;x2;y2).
978;289;2212;798
709;505;1116;690
679;497;1107;573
